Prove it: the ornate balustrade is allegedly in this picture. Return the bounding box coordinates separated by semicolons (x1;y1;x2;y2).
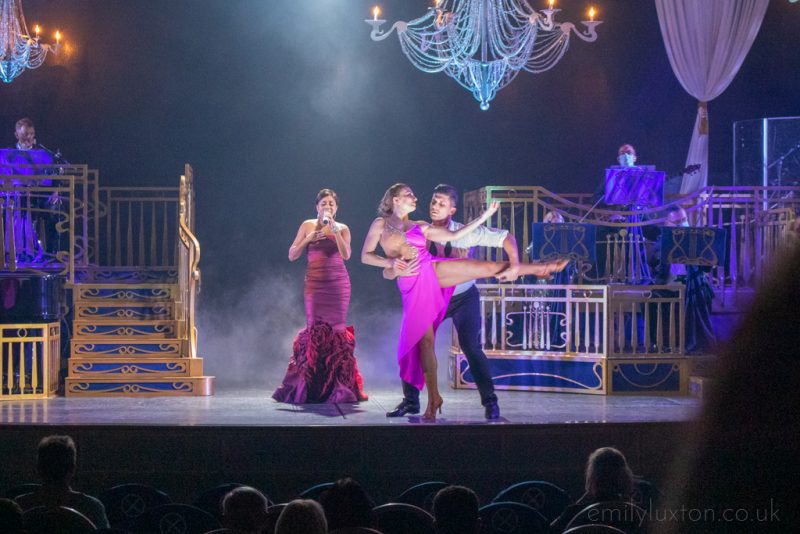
463;185;798;299
449;283;688;395
0;323;60;399
95;186;180;269
0;164;95;284
177;164;200;359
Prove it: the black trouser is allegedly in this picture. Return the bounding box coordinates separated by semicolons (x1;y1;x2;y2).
401;284;498;406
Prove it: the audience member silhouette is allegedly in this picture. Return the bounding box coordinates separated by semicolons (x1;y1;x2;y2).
655;246;800;531
0;498;24;533
14;435;110;529
221;486;270;534
319;477;377;531
275;499;328;534
432;485;481;534
551;447;635;532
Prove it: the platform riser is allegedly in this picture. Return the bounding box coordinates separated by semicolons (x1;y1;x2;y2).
68;358;205;378
65;377;214;397
75;286;177;302
74;303;174;321
450;351;692;396
73;321;178;339
71;341;183;357
75;269;178;284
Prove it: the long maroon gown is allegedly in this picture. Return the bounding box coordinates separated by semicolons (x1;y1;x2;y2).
272;234;368;403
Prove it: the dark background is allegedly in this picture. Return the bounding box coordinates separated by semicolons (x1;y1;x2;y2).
2;0;797;385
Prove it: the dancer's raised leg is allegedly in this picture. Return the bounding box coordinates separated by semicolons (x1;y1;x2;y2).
418;326;443;420
433;258;568;289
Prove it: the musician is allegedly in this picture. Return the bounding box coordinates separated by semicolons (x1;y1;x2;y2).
616;144;637;167
14;118;37;150
591;143;639;205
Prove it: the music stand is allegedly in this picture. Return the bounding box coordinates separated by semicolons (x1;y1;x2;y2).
530;222;597;264
660;227;727;267
0;149;56;175
604;166;665;207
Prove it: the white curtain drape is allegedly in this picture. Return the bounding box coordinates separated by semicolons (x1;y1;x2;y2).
655;0;769;194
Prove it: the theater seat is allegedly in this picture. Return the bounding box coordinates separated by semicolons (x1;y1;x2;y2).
395;481;449;513
564;501;646;533
129;503;220;534
23;505;96;534
373;502;435;534
492;480;572;522
479;501;550;534
99;483;172;529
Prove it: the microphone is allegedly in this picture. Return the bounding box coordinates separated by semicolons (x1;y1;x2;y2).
321;210;331;226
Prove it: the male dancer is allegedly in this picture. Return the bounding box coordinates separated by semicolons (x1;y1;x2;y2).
384;184;520;419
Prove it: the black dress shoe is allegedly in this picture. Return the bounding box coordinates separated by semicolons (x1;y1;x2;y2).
484;401;500;420
386;400;420;417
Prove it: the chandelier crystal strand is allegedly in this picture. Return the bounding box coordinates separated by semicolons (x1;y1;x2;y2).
366;0;602;110
0;0;60;83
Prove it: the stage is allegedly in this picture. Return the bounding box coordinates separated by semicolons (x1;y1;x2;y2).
0;387;701;504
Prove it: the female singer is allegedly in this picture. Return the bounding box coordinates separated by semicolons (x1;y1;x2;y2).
273;189;368;403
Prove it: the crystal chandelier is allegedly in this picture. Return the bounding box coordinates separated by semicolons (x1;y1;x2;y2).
366;0;602;110
1;0;60;83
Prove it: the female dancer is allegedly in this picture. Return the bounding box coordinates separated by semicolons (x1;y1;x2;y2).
361;183;566;419
273;189;368;403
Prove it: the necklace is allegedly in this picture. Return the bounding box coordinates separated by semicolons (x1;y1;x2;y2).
383;218;407;234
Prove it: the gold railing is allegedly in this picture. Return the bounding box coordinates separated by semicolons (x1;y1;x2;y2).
457;283;684;358
698;187;798;292
0;165;94;284
0;323;60;399
464;185;799;296
177;164;200;359
96;186;180;268
460;284;608;356
607;285;684;356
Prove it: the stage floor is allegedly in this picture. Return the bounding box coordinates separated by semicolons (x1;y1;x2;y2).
0;387;702;427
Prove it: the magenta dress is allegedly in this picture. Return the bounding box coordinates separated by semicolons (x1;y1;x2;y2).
272;234;368;403
397;225;456;390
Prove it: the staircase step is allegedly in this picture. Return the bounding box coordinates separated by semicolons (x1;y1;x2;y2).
65;376;214;397
68;357;205;378
74;284;177;303
75;302;174;321
71;340;182;357
75;268;178;284
73;320;178;339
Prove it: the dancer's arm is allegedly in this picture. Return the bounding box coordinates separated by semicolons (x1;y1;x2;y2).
330;221;352;260
361;218;394;268
288;221;324;261
495;234;521;282
423;201;500;243
447;221;521;282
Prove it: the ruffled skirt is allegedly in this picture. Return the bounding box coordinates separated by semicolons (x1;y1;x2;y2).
272;321;368;403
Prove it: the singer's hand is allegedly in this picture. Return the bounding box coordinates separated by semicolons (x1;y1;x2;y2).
306;230;326;243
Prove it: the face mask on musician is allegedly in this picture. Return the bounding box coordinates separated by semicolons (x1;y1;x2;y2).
618;153;636;167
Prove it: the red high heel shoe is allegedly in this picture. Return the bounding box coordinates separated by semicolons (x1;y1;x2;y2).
422;396;443;420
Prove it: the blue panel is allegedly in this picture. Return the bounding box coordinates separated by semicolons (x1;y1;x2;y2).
660;227;727;267
74;363;182;373
78;382;193;393
460;357;603;391
531;223;597;263
611;362;681;392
